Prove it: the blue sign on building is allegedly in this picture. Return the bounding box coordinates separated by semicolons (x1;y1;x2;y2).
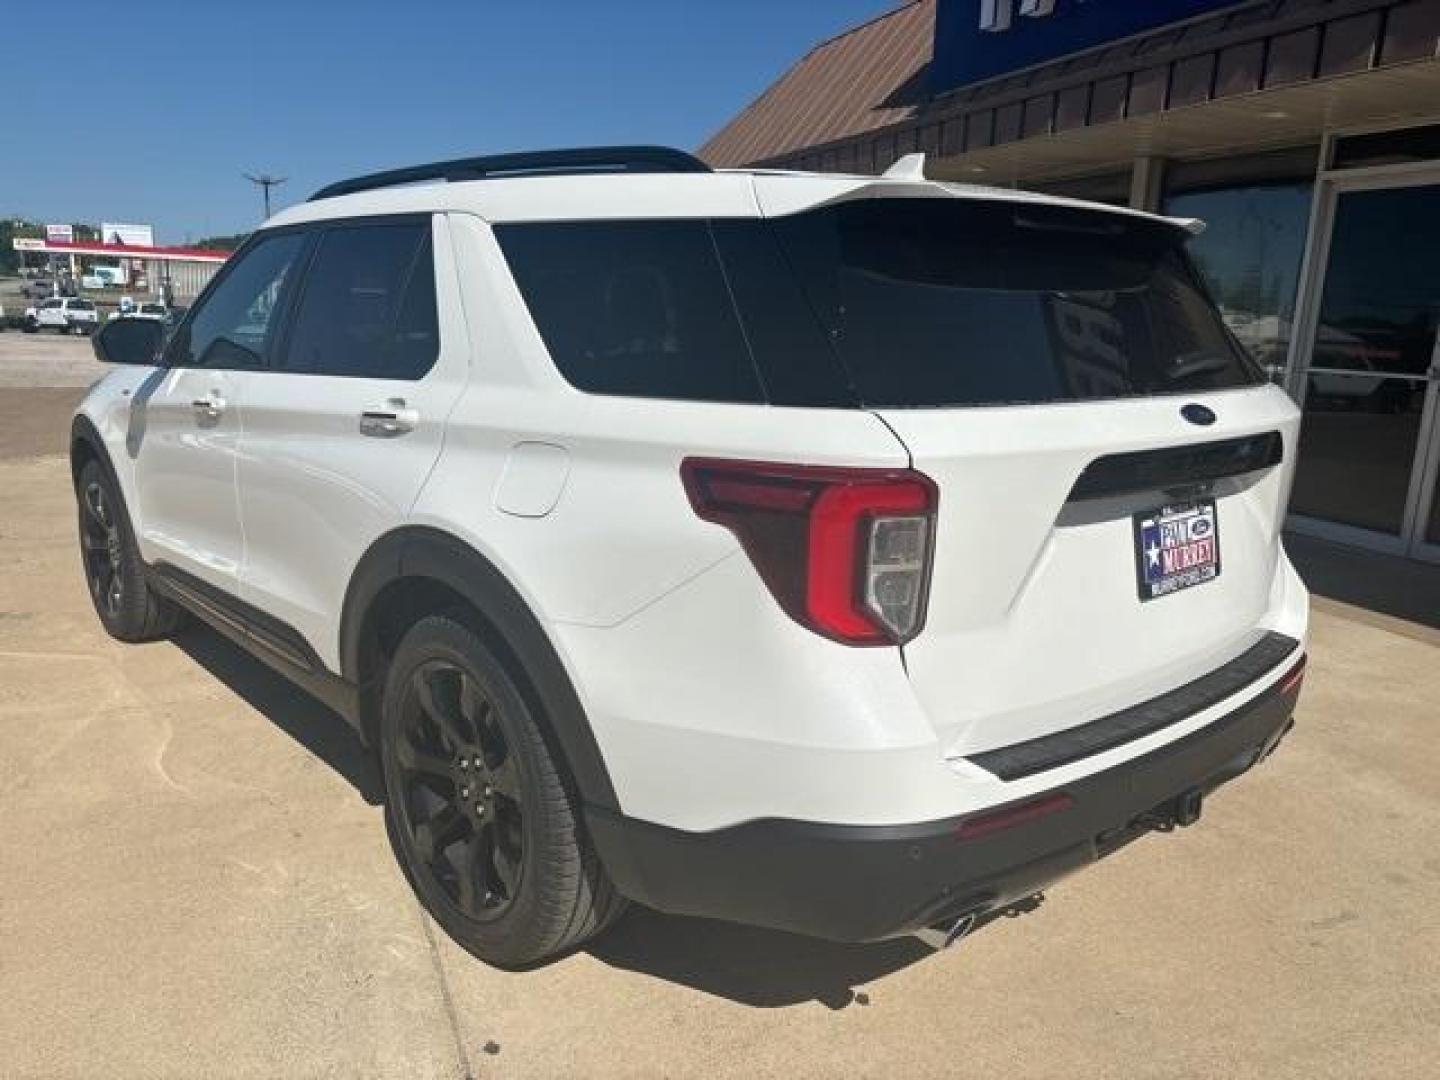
932;0;1250;93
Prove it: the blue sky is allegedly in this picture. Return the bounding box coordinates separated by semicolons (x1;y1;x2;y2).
2;0;894;243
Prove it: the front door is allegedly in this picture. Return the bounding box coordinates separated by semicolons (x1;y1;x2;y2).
1288;178;1440;561
131;231;308;593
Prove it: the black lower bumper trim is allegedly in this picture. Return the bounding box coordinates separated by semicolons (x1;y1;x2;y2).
968;632;1299;781
587;664;1302;943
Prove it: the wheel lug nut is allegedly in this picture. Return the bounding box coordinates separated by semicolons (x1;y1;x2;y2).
459;787;469;798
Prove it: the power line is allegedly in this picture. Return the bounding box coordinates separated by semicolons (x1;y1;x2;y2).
242;172;289;219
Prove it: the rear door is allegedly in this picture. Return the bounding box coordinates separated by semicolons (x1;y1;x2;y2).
762;193;1299;756
235;213;468;669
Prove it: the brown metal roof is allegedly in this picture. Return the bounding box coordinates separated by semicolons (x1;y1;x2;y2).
698;2;932;168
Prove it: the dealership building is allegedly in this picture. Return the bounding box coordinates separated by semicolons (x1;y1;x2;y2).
703;0;1440;564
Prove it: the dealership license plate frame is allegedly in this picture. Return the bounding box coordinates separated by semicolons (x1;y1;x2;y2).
1132;499;1222;602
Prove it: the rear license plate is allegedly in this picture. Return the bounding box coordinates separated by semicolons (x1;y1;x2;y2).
1133;499;1220;601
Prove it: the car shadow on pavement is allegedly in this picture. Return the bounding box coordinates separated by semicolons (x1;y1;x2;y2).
171;621;385;804
588;906;939;1009
167;620;1011;1008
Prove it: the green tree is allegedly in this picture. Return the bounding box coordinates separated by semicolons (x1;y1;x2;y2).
0;218;42;275
191;232;250;252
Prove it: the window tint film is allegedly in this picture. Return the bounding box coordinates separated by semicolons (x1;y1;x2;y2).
281;221;437;379
769;199;1262;407
168;232;304;369
495;220;765;403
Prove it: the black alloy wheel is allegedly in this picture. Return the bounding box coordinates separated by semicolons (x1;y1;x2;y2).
393;659;526;920
79;478;124;619
379;615;626;967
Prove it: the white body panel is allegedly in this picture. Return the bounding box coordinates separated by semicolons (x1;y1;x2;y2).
883;385;1302;756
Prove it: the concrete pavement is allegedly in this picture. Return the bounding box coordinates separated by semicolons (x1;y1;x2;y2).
0;365;1436;1077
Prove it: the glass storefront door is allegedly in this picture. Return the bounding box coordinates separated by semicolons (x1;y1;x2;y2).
1289;177;1440;561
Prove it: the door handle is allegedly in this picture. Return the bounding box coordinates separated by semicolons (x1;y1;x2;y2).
359;400;419;438
191;394;226;419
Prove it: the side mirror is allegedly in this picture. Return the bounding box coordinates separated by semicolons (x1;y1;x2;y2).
93;317;164;366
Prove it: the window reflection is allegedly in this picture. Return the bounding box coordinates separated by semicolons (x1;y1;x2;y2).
1163;183;1312;377
1309;185;1440;377
1291;376;1425;535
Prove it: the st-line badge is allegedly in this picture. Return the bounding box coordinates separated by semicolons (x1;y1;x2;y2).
1133;499;1221;601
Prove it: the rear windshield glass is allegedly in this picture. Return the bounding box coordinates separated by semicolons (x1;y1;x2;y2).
770;199;1261;408
495;199;1261;408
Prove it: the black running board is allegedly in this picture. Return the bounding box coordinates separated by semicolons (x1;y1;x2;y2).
148;562;361;728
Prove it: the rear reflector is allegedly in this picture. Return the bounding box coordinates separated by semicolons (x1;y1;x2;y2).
681;458;937;645
1277;655;1307;697
955;792;1075;842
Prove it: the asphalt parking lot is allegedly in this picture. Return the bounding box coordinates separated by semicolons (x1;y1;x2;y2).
2;334;1438;1078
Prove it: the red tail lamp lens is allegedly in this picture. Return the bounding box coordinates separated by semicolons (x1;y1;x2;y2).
681;458;938;645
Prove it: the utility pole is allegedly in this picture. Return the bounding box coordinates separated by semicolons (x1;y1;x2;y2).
242;172;288;220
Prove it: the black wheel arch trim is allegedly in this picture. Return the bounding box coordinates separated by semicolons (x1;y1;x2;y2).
341;526;620;812
70;413;115;489
69;414;141;555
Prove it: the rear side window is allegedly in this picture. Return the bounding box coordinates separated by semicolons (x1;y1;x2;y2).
281;220;438;379
69;300;95;311
770;199;1262;408
495;220;765;403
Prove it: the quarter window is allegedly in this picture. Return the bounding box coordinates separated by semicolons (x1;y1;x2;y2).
166;232;305;369
495;220;765;403
279;220;438;379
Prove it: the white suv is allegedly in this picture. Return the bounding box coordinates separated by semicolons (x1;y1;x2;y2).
73;146;1308;967
27;296;100;334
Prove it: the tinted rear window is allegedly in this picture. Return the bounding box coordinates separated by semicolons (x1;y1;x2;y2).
496;200;1260;408
770;199;1261;408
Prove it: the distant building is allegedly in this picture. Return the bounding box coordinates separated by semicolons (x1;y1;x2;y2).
12;235;228;301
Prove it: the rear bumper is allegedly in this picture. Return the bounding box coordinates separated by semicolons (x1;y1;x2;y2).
588;655;1303;942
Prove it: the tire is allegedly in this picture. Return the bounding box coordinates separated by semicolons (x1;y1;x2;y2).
76;459;181;642
379;614;625;968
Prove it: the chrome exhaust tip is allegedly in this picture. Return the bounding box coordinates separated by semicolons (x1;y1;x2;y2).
915;909;981;951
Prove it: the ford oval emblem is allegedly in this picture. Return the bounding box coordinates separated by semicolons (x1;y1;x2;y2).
1181;403;1216;426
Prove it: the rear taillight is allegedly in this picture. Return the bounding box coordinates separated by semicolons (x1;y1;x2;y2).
681;458;938;646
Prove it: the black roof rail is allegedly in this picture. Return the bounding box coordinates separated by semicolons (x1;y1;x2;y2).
309;145;711;202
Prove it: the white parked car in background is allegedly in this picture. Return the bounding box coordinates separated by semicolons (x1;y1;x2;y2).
107;300;169;322
25;297;99;335
70;146;1308;968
